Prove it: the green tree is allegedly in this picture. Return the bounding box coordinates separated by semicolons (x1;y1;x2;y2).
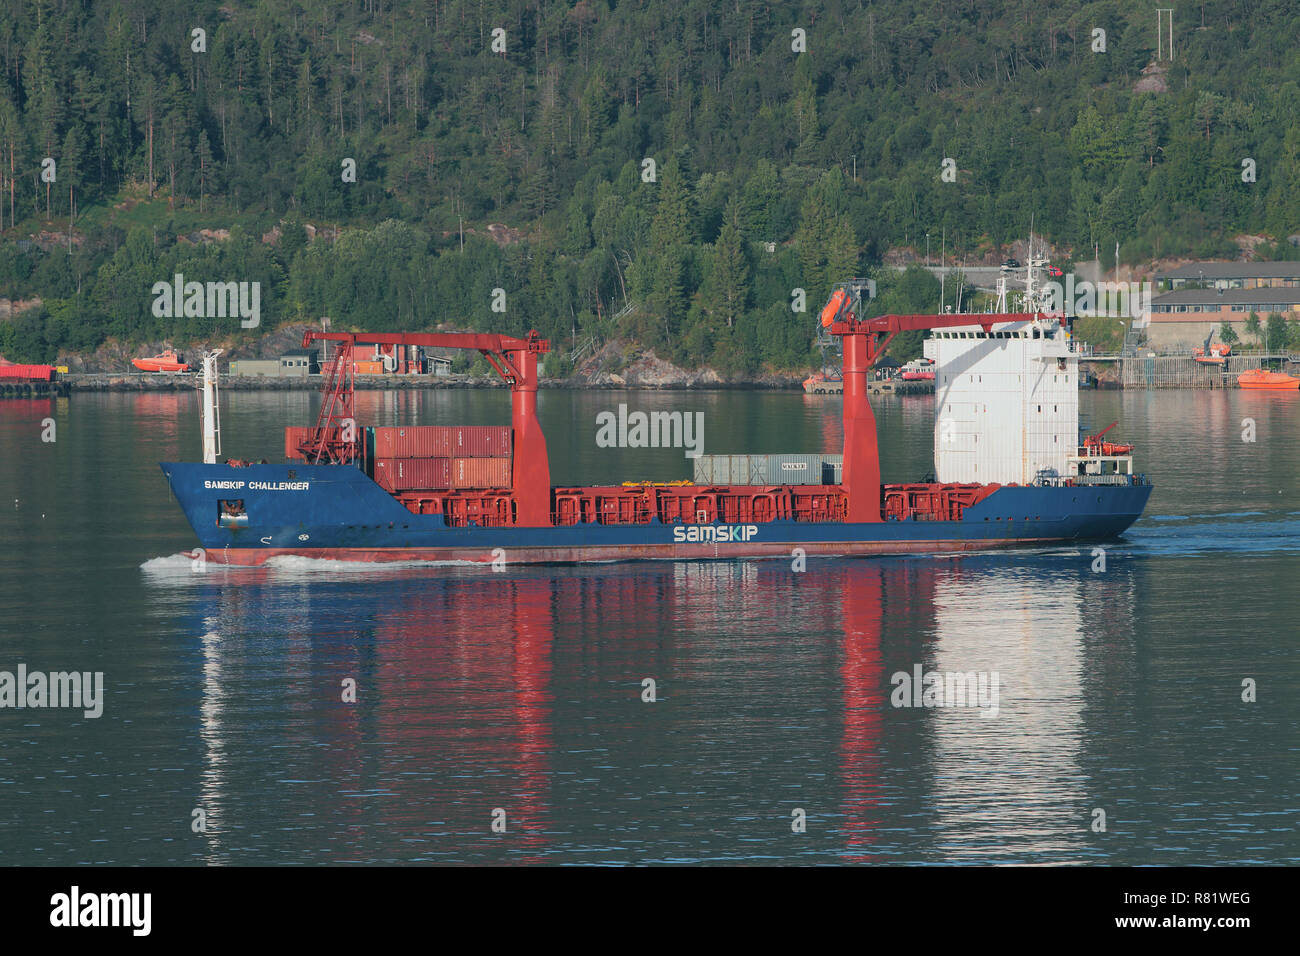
1245;312;1262;346
1265;312;1287;352
701;202;748;329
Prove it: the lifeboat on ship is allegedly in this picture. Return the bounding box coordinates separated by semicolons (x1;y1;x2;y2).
1082;421;1134;456
819;288;851;327
1237;369;1299;390
133;349;191;373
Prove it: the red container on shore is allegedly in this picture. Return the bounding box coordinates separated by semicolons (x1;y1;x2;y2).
0;364;54;381
374;457;452;491
373;425;512;458
449;456;512;489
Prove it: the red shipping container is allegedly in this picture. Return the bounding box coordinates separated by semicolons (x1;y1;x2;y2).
374;457;452;492
0;364;54;381
285;426;311;460
373;425;512;458
449;456;512;489
373;426;440;458
446;425;511;457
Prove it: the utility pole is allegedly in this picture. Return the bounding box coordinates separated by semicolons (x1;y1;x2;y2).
1156;9;1174;61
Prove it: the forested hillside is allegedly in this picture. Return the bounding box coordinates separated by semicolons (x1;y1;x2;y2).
1;0;1299;373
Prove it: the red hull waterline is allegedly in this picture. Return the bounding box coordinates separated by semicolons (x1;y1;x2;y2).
193;538;1056;567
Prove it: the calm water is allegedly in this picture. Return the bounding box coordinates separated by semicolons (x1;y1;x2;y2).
0;387;1296;865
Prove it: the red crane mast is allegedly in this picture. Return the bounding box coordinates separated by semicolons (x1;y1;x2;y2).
300;329;552;526
822;289;1065;522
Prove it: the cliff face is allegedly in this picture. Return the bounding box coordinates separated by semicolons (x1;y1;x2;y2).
568;340;803;389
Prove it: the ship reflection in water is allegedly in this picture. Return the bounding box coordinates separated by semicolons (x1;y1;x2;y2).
168;550;1138;864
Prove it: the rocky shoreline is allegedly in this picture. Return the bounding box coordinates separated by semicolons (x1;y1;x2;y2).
63;372;807;392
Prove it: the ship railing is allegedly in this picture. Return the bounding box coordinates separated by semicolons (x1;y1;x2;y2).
1033;472;1149;488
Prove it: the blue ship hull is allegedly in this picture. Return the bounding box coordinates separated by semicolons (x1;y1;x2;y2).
160;462;1152;566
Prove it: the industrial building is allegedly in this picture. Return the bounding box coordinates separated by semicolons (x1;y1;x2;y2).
1155;261;1300;290
1146;287;1300;348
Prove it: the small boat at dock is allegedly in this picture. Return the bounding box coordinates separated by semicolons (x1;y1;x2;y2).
133;349;191;373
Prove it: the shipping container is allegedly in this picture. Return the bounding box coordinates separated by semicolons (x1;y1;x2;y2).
449;456;512;489
374;457;453;491
373;425;512;459
229;359;282;377
373;426;434;458
764;454;822;484
693;454;843;486
284;426;312;460
0;364;55;381
352;360;385;375
446;425;511;457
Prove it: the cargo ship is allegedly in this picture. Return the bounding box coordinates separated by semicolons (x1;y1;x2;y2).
161;277;1151;566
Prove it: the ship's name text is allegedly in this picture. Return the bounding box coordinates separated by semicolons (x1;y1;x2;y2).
673;524;759;543
203;480;310;491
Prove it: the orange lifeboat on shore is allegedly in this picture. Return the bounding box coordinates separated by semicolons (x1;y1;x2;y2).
1237;369;1299;390
133;349;191;372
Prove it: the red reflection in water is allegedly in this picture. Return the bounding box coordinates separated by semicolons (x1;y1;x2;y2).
0;397;58;419
837;563;885;862
836;561;939;862
130;391;192;442
368;575;555;861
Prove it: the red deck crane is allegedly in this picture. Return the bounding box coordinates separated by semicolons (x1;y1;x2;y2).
299;329;553;526
821;286;1066;522
292;300;1067;533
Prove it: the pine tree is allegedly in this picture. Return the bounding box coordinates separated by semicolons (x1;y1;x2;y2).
704;201;748;328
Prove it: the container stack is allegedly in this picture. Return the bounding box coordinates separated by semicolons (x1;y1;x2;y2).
692;453;842;486
370;425;512;492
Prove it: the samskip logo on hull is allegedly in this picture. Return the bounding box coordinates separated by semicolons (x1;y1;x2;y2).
673;524;759;543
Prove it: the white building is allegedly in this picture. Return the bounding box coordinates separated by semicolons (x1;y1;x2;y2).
923;317;1078;484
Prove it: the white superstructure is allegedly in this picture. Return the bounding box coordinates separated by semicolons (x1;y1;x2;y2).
922;250;1078;484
